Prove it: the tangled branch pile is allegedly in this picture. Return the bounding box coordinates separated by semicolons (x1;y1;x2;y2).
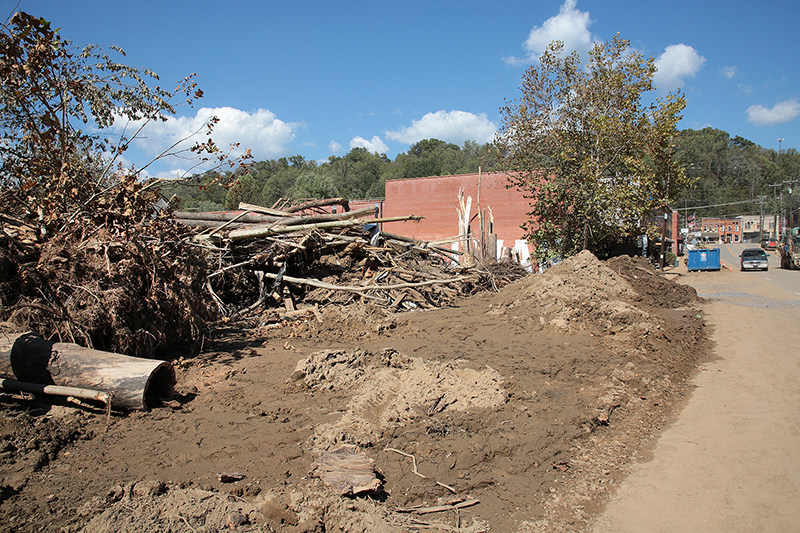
190;202;528;325
0;190;217;359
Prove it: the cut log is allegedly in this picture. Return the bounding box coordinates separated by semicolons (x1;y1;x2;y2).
228;215;423;242
0;332;175;410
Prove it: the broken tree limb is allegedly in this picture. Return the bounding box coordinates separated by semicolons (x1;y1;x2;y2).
284;197;351;213
394;499;480;514
384;447;457;494
228;215;424;242
260;272;473;294
381;231;464;256
237;202;292;217
0;332;175;410
174;211;274;224
0;378;111;404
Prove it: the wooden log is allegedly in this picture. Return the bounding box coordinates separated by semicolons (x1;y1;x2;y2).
0;332;175;410
174;211;278;223
285;197;350;213
228;215;423;242
238;202;292;216
0;379;111;404
261;271;473;293
381;231;464;256
174;218;250;229
486;233;498;262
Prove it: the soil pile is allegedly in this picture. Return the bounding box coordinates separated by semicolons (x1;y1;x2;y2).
0;251;705;533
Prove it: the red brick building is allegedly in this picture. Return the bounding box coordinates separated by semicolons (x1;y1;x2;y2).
381;172;534;264
699;217;742;243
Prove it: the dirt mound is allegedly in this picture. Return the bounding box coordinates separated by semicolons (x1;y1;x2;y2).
606;254;697;308
489;250;644;334
291;348;508;450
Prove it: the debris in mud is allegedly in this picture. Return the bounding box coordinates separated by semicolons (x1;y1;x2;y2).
309;445;382;496
1;196;526;361
217;472;246;483
1;241;707;533
192;201;525;323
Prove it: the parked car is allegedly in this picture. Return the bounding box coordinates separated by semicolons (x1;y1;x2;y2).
740;248;769;271
761;238;778;250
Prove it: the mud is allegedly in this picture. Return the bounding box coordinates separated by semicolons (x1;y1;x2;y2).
0;251;705;532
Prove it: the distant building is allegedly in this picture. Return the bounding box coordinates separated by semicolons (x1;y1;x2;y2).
738;214;776;243
699;217;742;243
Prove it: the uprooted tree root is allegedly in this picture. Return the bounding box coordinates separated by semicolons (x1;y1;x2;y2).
0;218;218;359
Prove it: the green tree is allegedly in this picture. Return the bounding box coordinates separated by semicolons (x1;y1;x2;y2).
327;147;389;198
289;169;339;200
497;35;691;262
224;173;263;209
261;166;300;207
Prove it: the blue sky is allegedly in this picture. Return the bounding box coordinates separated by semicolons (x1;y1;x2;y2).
10;0;800;179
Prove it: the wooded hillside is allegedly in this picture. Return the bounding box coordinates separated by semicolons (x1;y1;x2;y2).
166;129;799;225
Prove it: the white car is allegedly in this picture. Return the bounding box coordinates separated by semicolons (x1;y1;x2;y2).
740;248;769;271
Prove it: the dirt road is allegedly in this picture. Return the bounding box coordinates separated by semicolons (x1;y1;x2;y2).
592;264;800;533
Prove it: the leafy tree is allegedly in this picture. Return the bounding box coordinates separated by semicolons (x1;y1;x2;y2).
261;167;301;207
223;173;264;209
496;35;691;262
289;169;339;200
327;147;389;198
0;12;225;227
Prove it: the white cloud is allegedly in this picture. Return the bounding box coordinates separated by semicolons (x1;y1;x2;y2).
110;107;301;169
349;135;389;154
503;0;594;65
746;99;800;127
653;44;706;90
737;84;755;97
721;65;737;79
329;140;344;153
385;110;497;145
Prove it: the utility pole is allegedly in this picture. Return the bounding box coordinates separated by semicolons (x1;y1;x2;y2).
767;182;783;239
785;179;798;229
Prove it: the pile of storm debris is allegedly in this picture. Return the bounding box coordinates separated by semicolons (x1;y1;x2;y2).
177;198;527;324
0;195;527;361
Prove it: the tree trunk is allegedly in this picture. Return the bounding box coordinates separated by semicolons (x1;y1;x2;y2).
582;219;590;250
0;332;175;410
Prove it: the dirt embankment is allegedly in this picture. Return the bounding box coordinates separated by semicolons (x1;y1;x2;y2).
0;251;705;533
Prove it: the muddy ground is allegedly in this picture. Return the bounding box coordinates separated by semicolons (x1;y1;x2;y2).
0;251;705;532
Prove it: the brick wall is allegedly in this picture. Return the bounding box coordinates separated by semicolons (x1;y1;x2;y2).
383;172;531;247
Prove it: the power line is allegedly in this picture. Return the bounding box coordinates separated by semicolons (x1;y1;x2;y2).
674;199;762;211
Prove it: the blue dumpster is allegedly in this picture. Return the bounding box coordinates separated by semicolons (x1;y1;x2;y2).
687;248;721;271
